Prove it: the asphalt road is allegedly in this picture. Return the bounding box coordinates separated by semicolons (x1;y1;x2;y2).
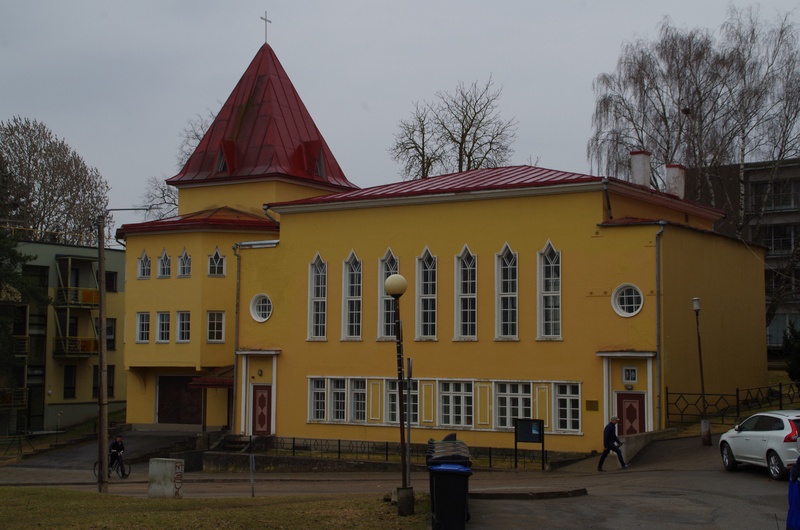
0;431;792;529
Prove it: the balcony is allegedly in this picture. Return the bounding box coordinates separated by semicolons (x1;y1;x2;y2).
53;336;99;357
0;388;27;408
54;287;99;307
13;336;28;358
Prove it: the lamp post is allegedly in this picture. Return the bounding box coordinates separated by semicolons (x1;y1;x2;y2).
692;297;712;446
94;213;109;493
384;273;414;516
94;207;149;493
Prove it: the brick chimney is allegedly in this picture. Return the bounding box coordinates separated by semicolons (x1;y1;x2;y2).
665;164;686;199
629;151;652;188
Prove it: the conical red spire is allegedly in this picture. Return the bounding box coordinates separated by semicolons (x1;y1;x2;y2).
168;44;357;191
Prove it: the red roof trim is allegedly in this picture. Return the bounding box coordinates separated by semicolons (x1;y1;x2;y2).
270;166;602;208
115;207;277;239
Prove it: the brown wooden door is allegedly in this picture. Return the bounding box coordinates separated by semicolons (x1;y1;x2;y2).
157;376;202;424
252;385;272;435
616;392;645;435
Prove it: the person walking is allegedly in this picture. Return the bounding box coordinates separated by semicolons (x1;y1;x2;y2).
598;416;628;472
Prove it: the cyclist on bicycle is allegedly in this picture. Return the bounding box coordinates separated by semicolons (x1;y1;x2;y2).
109;435;125;476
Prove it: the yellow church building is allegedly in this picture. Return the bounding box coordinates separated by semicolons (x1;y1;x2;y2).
118;44;766;454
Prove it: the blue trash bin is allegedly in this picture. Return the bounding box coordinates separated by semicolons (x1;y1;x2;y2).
428;463;472;530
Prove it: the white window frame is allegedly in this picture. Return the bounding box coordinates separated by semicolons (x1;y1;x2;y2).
342;251;362;340
136;312;150;342
537;242;562;339
156;311;170;343
454;246;477;340
495;382;532;429
623;366;638;384
378;250;399;339
308;254;327;340
440;381;474;427
177;311;190;343
250;294;273;322
555;383;581;432
207;311;225;343
416;248;437;340
496;244;518;340
178;248;192;277
310;378;326;420
350;379;367;423
208;247;226;277
137;251;151;279
387;379;419;424
612;284;644;317
157;249;171;278
330;378;347;422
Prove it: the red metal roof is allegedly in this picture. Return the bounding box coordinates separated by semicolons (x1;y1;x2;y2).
167;44;357;191
115;207;277;239
269;165;603;208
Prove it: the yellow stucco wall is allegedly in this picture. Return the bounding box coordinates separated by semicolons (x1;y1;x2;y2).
659;226;767;394
176;179;344;217
230;187;766;452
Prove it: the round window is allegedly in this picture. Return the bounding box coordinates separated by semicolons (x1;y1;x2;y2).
612;284;643;317
250;294;273;322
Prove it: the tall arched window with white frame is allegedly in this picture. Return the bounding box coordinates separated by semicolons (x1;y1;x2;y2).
538;241;561;339
309;254;327;340
342;251;362;339
378;250;399;339
417;248;437;339
455;246;477;339
496;244;518;339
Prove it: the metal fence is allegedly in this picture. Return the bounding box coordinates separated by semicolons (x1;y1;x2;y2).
221;435;555;470
666;383;800;426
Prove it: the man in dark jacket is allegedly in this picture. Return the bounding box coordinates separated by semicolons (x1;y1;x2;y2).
597;416;628;471
109;435;125;476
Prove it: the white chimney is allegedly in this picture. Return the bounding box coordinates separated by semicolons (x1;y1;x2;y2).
629;151;652;188
665;164;686;199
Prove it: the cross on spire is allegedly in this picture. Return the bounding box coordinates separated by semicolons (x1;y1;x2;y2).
260;11;272;44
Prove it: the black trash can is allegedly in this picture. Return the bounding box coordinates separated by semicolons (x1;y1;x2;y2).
427;436;473;529
428;463;472;530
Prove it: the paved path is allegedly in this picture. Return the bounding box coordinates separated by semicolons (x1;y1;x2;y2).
0;431;792;529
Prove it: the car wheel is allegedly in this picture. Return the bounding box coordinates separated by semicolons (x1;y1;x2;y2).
768;450;788;480
720;443;737;471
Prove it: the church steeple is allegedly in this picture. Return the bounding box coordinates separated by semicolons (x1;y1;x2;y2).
168;44;357;191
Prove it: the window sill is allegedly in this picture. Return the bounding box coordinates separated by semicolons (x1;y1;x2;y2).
536;336;563;342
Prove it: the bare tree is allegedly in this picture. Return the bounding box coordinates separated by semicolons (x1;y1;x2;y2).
390;77;518;179
138;109;216;220
176;110;216;170
588;7;799;220
0;116;109;245
587;7;800;328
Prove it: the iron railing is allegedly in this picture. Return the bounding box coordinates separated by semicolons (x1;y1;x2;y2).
217;435;558;470
666;383;800;426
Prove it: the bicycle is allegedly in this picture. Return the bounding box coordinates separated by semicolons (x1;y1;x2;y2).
93;452;131;479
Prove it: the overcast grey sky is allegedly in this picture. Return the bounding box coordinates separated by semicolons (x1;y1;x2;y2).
1;1;799;230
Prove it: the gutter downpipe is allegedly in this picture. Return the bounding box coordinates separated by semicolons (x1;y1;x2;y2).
232;242;242;434
655;221;666;429
603;178;613;220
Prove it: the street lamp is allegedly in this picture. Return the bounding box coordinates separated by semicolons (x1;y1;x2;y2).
692;297;712;446
384;273;414;516
94;207;148;493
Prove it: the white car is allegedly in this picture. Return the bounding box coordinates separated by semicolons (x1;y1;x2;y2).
719;410;800;480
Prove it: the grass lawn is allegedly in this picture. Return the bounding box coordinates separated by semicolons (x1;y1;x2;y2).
0;487;432;529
